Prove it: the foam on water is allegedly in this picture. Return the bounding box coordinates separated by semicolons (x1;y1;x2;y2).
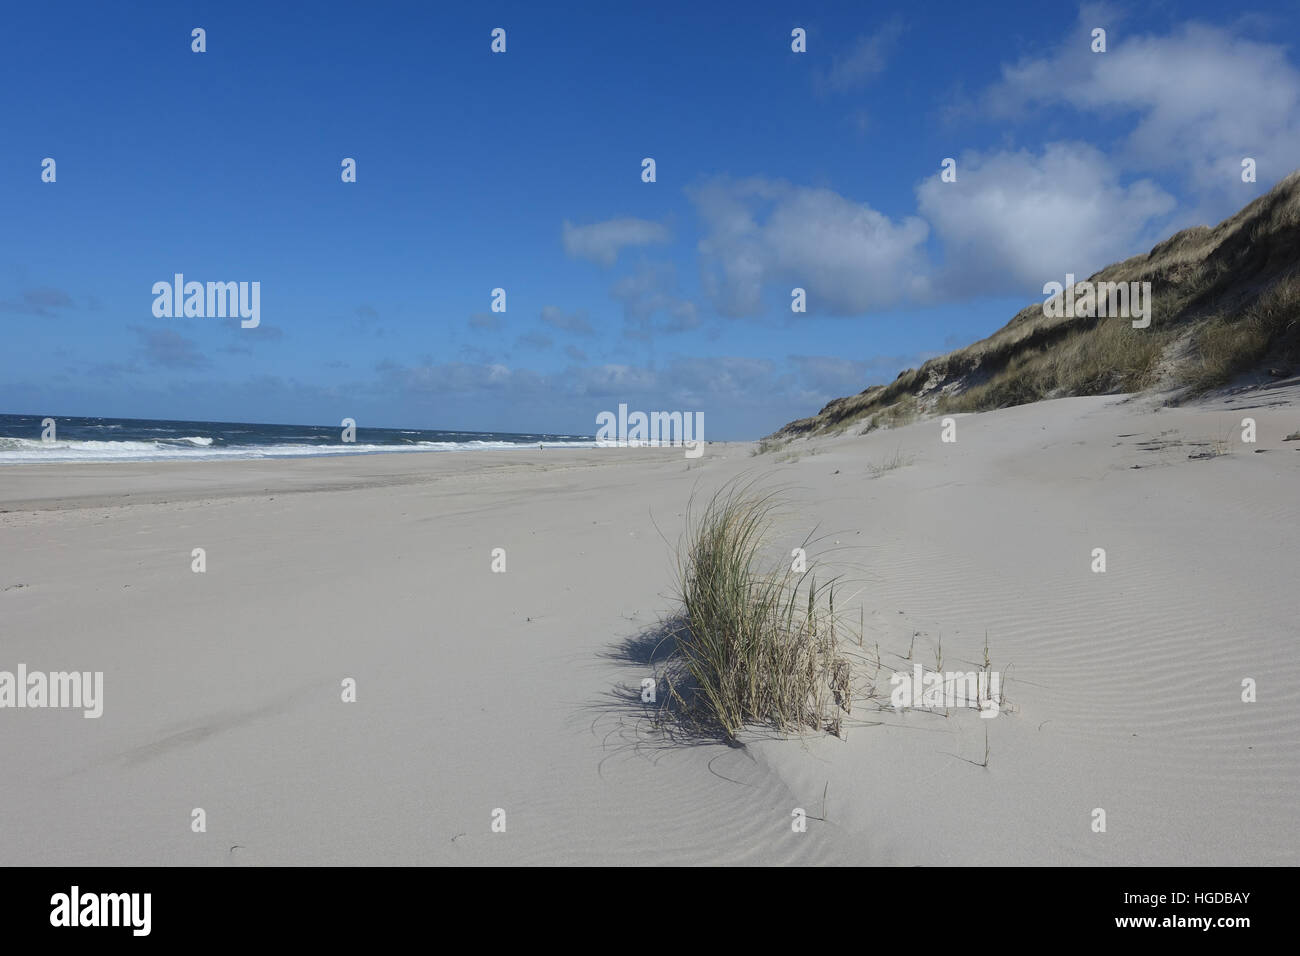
0;435;598;464
0;413;602;464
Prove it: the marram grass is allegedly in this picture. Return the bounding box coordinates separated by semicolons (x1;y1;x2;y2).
662;480;853;740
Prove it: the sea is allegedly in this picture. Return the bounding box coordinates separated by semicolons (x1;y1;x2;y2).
0;413;597;464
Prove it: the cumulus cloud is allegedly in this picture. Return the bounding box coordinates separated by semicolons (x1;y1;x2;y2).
690;176;931;317
917;143;1178;293
983;9;1300;208
562;218;671;267
684;14;1300;311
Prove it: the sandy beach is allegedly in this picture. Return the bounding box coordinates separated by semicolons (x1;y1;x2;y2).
3;389;1296;866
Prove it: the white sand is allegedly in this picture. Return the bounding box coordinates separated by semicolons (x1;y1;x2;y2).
2;390;1297;865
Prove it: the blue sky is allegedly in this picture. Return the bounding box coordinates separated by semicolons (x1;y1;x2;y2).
3;1;1299;439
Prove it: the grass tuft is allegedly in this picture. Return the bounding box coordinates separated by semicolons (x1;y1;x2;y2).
661;480;853;740
867;446;914;477
1180;276;1300;392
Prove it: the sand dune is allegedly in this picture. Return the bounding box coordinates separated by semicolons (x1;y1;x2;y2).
2;391;1296;865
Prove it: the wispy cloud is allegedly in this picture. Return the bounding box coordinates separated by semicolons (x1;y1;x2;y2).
610;262;700;340
515;330;554;352
0;286;75;317
540;305;595;335
562;217;671;267
220;317;285;341
819;18;905;92
129;325;211;369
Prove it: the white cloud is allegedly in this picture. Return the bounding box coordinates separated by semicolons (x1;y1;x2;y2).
562;218;671;267
984;11;1300;208
690;176;931;317
917;143;1177;292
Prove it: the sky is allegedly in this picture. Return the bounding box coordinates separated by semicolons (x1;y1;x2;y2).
3;0;1299;439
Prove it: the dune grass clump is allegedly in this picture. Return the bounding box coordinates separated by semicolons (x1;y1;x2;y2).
663;481;853;740
938;319;1169;413
751;437;789;456
1181;276;1300;392
868;446;914;477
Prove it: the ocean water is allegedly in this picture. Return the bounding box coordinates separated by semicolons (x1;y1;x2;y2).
0;413;597;464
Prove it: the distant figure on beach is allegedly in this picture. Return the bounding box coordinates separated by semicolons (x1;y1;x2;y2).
539;443;543;450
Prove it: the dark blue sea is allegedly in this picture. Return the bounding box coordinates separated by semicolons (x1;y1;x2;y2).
0;413;595;464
